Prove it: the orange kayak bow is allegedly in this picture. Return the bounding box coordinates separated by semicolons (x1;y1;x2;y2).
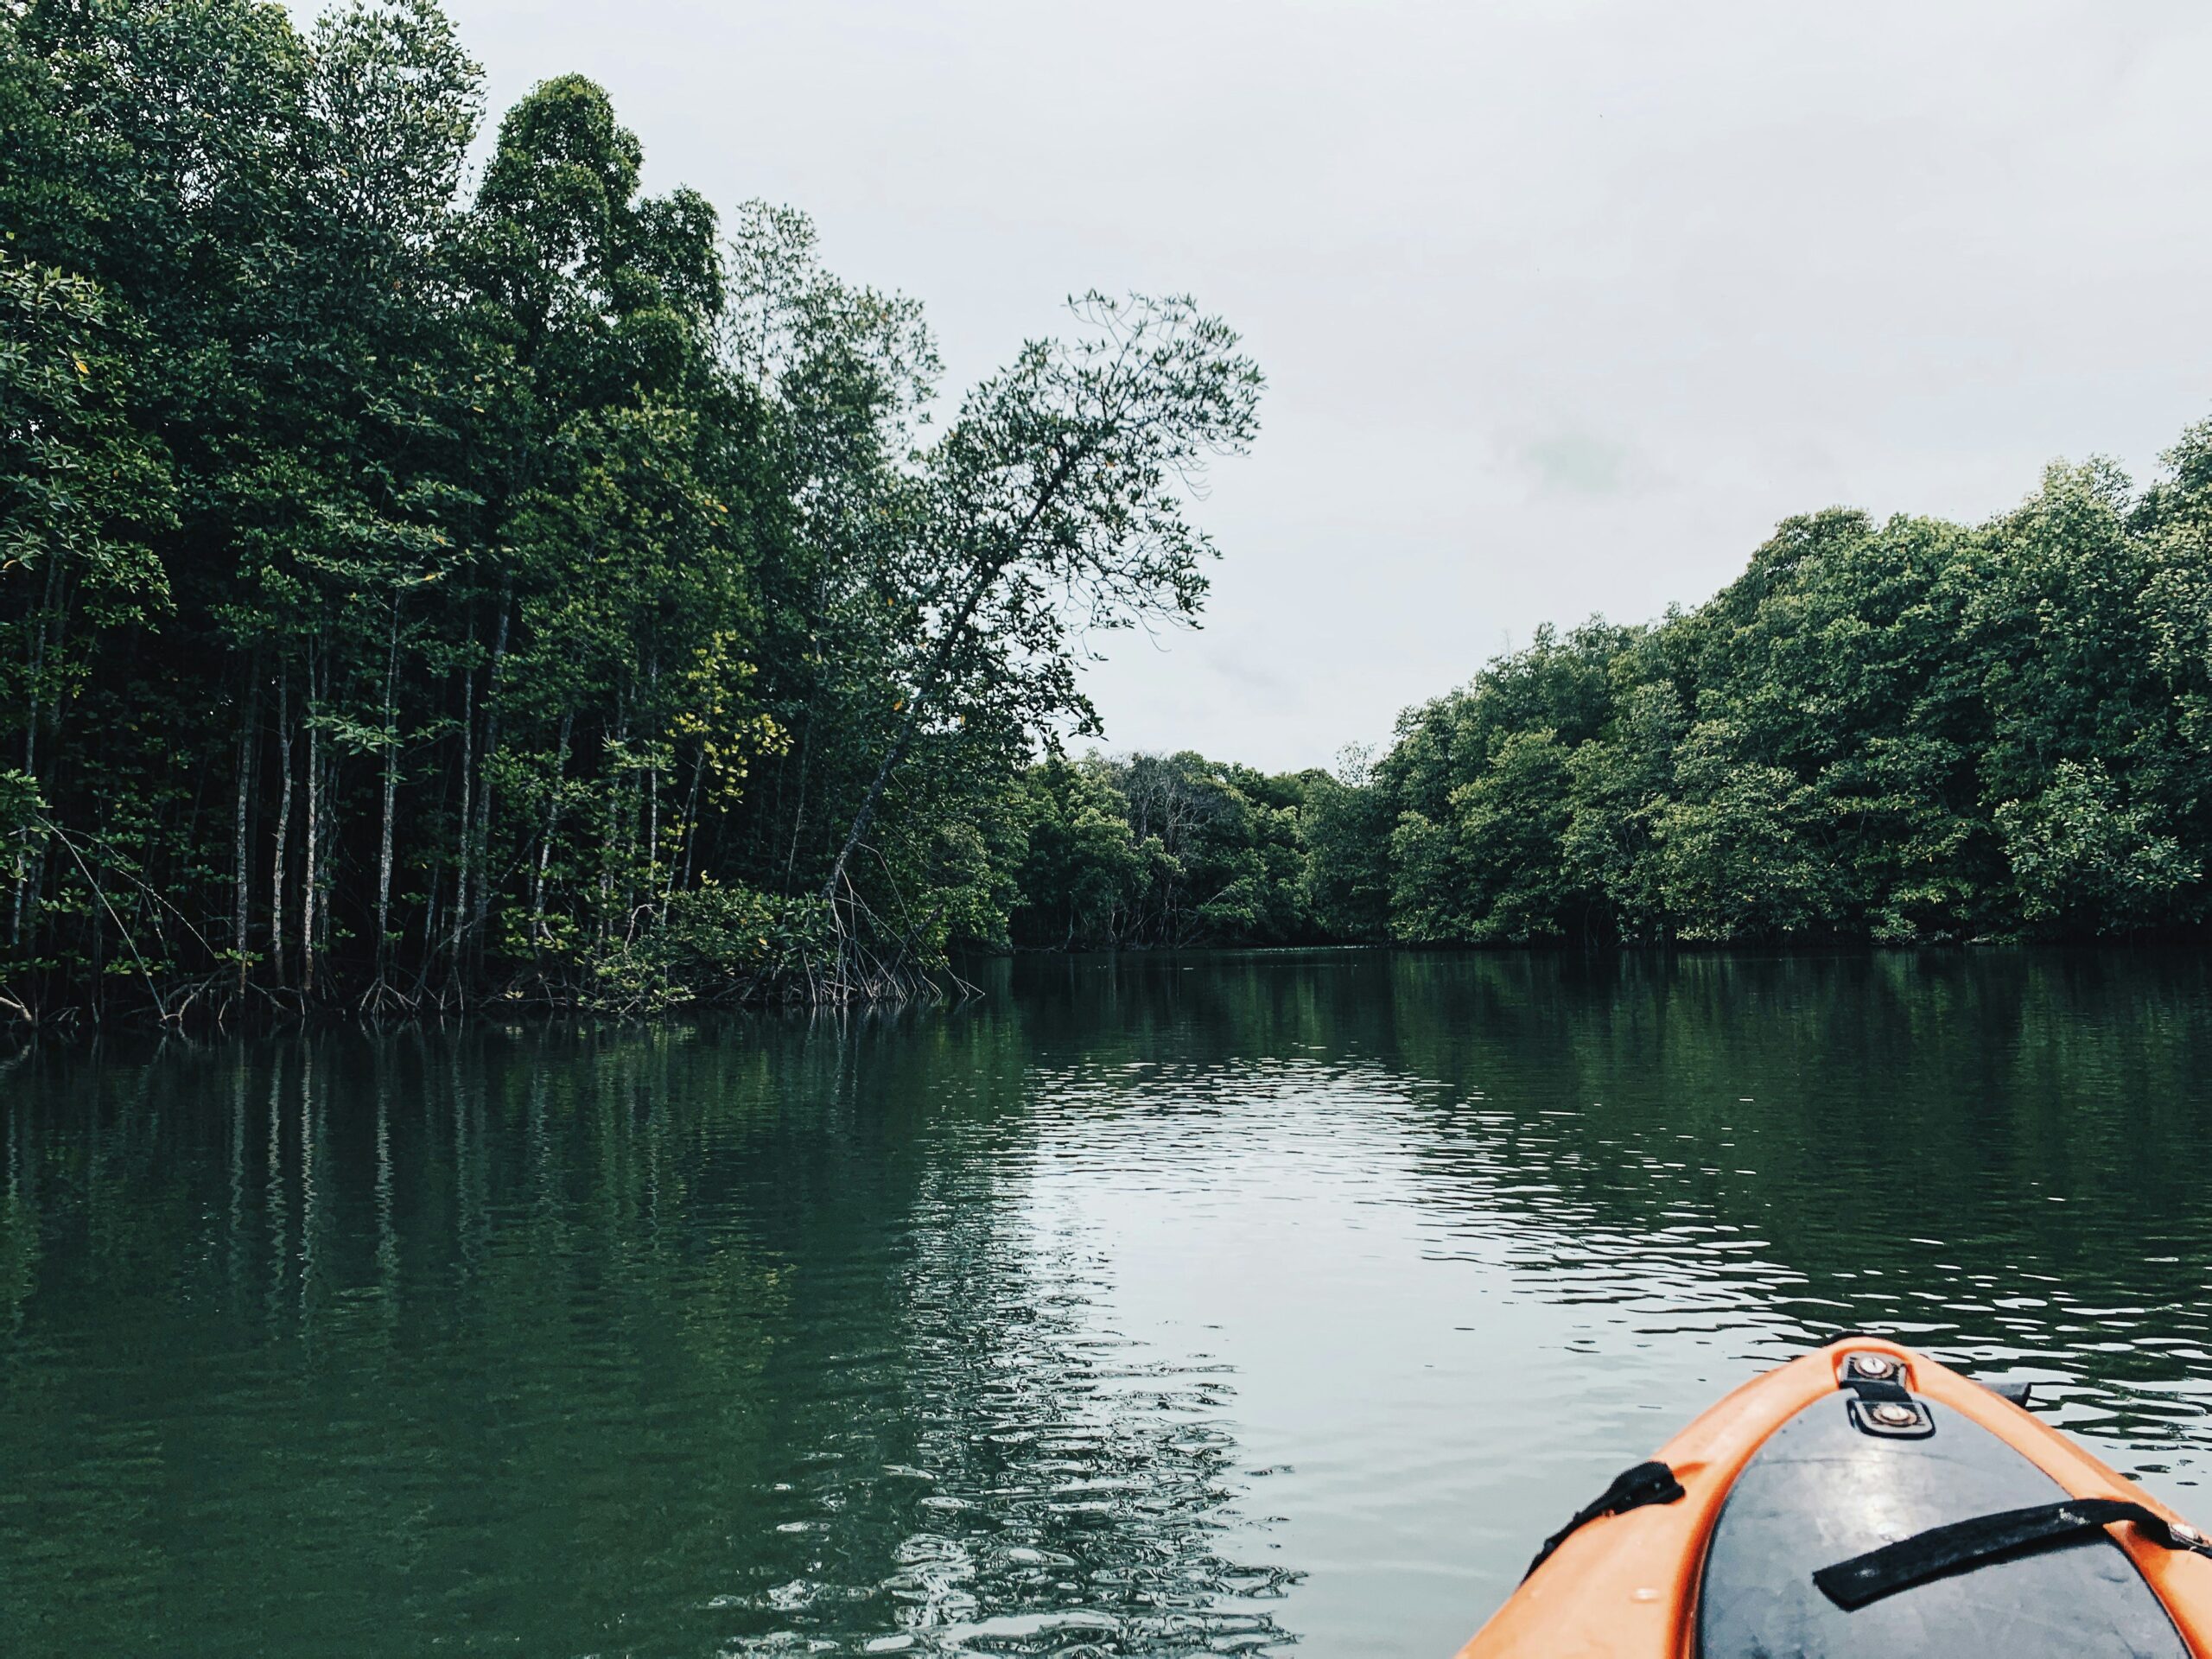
1456;1337;2212;1657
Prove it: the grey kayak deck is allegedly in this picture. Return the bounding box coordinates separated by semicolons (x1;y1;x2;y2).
1698;1394;2186;1657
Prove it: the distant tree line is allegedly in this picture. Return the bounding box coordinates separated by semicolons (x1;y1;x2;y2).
1020;440;2212;950
0;0;1257;1023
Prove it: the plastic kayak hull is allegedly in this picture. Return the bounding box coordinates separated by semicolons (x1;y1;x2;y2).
1454;1338;2212;1657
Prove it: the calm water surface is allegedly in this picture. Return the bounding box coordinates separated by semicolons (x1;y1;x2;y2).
5;951;2212;1656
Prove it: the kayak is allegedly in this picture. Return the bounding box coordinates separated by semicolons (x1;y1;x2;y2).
1456;1336;2212;1657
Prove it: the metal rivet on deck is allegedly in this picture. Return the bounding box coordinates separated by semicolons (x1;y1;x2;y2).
1847;1353;1897;1380
2172;1522;2205;1548
1869;1402;1918;1428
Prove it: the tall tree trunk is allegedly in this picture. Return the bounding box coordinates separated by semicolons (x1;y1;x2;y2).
780;710;812;892
10;706;29;949
302;658;321;1001
676;741;705;899
375;599;400;988
10;559;60;947
233;683;256;996
419;861;441;970
450;664;474;990
601;707;625;945
468;583;511;963
644;655;658;918
531;712;570;950
271;673;294;990
416;752;454;984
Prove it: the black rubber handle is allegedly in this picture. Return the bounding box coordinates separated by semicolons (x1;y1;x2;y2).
1815;1497;2195;1611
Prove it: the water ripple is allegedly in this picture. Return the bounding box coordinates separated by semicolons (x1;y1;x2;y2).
3;950;2209;1657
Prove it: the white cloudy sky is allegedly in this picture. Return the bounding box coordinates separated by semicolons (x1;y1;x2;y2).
343;0;2212;770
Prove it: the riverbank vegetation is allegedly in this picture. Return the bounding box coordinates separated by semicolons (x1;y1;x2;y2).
1349;442;2212;946
5;3;2209;1029
1048;443;2212;949
0;0;1259;1024
1027;440;2212;950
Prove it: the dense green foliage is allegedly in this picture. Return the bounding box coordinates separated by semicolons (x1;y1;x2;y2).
1009;752;1331;949
1348;448;2212;945
6;3;2205;1027
0;0;1259;1022
1019;436;2212;951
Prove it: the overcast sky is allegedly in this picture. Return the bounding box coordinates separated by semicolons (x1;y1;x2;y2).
357;0;2212;771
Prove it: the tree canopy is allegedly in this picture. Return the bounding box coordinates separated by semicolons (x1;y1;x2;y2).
3;0;2205;1029
1016;435;2212;959
0;0;1261;1023
1320;449;2212;948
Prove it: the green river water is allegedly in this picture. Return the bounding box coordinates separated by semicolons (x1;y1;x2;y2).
4;950;2212;1656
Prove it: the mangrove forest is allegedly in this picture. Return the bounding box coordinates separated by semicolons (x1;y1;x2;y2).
4;0;2211;1027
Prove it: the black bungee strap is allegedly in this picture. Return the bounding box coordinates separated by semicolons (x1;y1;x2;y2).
1815;1497;2212;1611
1522;1459;1686;1581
